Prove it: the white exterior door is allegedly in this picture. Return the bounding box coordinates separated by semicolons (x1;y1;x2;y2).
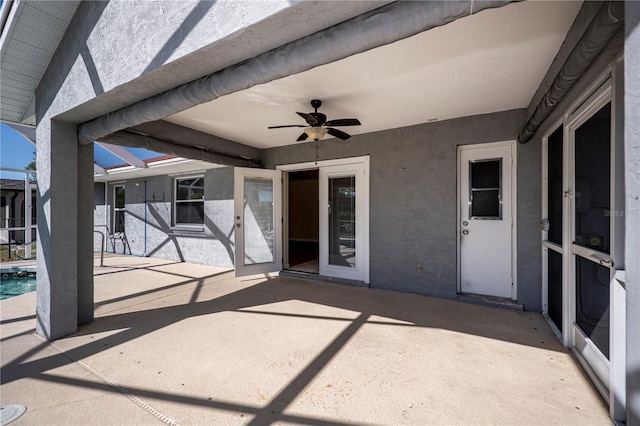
319;162;368;282
459;143;515;299
234;168;282;277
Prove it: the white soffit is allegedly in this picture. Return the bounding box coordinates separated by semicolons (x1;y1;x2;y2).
167;1;582;149
0;1;80;124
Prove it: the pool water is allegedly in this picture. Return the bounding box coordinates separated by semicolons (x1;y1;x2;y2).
0;276;37;300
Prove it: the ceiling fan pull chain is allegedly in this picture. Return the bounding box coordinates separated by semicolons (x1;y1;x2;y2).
315;141;319;165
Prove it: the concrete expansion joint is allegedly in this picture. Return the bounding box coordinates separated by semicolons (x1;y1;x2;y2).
39;335;180;426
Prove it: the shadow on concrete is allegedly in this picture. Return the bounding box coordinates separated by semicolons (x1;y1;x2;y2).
0;259;570;425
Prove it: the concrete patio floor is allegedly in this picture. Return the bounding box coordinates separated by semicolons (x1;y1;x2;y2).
1;255;610;425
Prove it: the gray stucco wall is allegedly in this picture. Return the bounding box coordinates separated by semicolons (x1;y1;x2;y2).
94;167;235;268
262;108;541;310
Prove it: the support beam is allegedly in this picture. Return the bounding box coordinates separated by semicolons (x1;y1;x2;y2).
78;142;94;325
94;163;106;175
35;119;94;340
96;128;261;168
3;121;36;144
95;142;146;168
36;120;79;340
77;0;512;144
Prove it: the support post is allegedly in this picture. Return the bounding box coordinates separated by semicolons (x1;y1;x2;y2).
35;120;94;339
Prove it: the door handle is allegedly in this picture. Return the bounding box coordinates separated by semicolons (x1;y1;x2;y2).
590;254;613;268
462;229;469;235
235;223;241;228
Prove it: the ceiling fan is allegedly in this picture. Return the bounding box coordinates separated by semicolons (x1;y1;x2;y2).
268;99;361;141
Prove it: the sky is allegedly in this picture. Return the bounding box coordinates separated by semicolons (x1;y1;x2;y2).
0;122;168;181
0;123;36;180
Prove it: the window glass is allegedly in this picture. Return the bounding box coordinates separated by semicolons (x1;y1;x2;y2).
576;256;610;359
574;103;611;254
469;159;501;219
176;203;205;225
243;178;274;265
329;176;356;268
176;178;204;201
113;186;125;233
115;186;125;209
175;177;205;225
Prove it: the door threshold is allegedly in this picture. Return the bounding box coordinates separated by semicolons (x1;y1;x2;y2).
280;269;368;288
458;293;523;311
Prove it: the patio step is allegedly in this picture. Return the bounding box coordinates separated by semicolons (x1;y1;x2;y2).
458;293;524;311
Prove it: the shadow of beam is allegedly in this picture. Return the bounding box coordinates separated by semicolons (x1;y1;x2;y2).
248;312;370;425
34;372;356;426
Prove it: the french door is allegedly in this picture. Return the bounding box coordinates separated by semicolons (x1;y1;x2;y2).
318;162;368;282
234;168;282;277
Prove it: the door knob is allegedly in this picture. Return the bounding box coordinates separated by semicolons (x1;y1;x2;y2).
462;230;469;235
235;223;241;228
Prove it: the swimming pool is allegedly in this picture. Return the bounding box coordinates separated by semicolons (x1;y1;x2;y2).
0;276;37;300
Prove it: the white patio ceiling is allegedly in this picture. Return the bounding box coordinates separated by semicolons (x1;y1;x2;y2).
166;1;582;149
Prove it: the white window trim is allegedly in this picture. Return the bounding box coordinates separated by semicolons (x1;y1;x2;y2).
173;175;205;228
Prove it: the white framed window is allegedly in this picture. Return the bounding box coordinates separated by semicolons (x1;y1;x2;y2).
174;176;205;226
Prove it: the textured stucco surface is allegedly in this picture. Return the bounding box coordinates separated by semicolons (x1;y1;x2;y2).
95;167;235;268
35;0;386;339
35;120;81;339
625;1;640;423
39;1;390;125
262;109;541;309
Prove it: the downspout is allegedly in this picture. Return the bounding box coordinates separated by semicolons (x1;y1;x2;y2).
132;180;147;257
10;189;18;228
142;180;147;257
518;1;624;144
9;190;18;257
78;0;513;144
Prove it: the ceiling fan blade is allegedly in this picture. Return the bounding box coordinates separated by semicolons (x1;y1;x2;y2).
296;132;309;142
268;124;307;129
297;112;319;126
324;118;361;127
326;128;351;140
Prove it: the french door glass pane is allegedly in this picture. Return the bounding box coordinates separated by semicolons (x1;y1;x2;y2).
574;103;611;254
244;178;274;265
329;176;356;268
547;249;563;330
576;256;610;359
547;126;563;245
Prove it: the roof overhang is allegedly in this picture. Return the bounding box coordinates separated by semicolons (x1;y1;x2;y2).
0;1;80;125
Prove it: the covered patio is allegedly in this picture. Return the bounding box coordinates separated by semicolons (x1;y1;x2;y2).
1;255;609;425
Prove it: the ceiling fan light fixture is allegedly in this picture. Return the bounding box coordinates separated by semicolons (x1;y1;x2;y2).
304;126;328;141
